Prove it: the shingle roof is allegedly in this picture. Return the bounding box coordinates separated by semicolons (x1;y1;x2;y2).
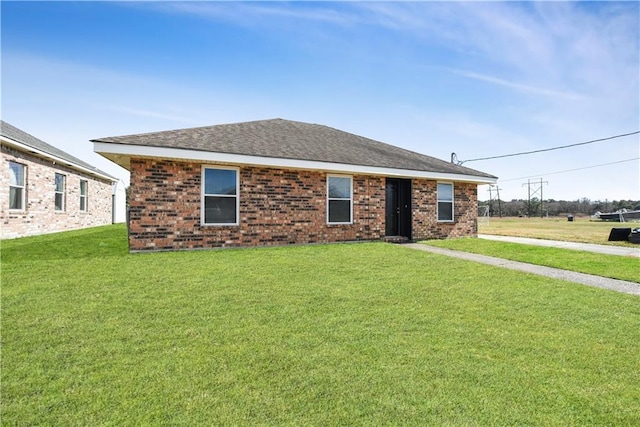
93;118;496;179
1;120;115;180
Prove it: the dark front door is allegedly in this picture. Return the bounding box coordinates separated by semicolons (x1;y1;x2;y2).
385;178;412;239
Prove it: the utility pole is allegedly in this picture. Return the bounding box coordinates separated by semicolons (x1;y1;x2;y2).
539;178;545;218
487;185;503;217
522;178;548;217
523;179;531;217
487;186;493;217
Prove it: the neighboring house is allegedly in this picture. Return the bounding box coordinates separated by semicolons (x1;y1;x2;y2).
1;121;118;239
93;118;497;251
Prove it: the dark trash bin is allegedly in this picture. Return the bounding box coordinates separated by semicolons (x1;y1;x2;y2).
567;215;574;222
608;227;632;242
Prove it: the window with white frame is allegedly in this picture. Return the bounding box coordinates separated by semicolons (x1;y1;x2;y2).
55;173;66;211
327;175;352;224
437;182;454;222
79;180;88;212
9;161;26;210
202;166;238;225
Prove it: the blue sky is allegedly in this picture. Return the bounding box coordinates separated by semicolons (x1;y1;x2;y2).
2;1;638;202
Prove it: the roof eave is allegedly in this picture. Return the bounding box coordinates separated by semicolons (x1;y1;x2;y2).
94;142;497;185
3;136;117;182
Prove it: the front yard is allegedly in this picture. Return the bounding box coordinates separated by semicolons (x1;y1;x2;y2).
2;225;639;425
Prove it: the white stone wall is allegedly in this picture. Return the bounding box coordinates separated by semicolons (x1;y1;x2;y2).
1;145;114;239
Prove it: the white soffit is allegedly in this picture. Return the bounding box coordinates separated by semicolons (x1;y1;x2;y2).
94;142;497;185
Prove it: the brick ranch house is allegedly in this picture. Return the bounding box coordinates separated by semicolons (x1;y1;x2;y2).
92;119;497;251
1;121;117;239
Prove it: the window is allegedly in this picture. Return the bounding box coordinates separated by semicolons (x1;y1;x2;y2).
327;175;352;224
79;180;88;212
437;182;454;222
55;173;65;211
202;166;238;225
9;161;25;210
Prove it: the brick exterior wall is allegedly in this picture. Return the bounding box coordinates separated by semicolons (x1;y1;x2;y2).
411;180;478;239
128;158;478;251
1;145;114;239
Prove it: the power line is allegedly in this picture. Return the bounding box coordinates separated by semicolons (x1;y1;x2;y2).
499;157;640;182
452;131;639;165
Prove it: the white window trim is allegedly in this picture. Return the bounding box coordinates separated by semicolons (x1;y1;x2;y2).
201;165;240;226
8;161;26;211
327;174;353;225
79;179;88;212
55;173;66;212
437;181;454;222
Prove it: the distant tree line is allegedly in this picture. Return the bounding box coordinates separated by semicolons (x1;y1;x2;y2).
479;198;640;218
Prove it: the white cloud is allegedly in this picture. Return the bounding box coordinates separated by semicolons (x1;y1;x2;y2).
103;106;203;127
357;2;638;104
148;1;358;27
449;69;588;100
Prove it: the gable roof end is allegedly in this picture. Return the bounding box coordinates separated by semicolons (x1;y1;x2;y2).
93;118;497;183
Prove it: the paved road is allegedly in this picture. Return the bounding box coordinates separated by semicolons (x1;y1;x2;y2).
478;234;640;257
404;243;640;296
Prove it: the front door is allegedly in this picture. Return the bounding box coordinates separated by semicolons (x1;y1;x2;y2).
385;178;412;239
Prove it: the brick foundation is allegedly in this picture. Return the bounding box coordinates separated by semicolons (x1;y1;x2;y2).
1;145;114;239
128;158;478;251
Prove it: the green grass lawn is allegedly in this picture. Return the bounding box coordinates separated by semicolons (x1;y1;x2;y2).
423;238;640;283
2;225;640;425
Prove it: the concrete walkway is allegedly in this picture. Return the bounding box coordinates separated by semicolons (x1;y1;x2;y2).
404;243;640;296
478;234;640;257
